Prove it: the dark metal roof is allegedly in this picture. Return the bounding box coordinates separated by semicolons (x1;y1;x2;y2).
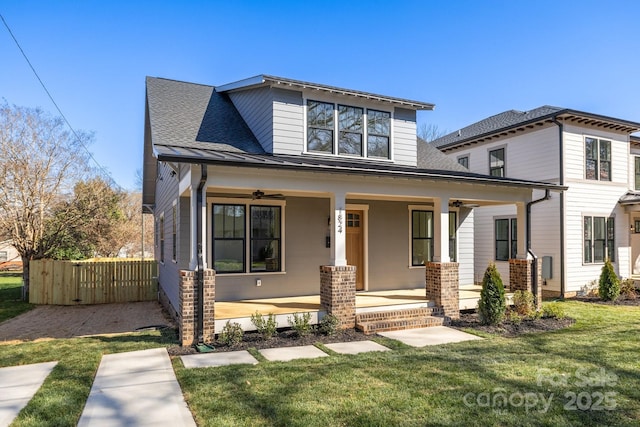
216;74;435;110
153;143;564;191
433;106;640;151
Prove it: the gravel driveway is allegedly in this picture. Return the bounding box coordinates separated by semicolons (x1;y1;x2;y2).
0;301;175;343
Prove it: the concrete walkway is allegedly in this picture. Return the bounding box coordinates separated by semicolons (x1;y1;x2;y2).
78;348;195;427
0;361;57;427
379;326;482;347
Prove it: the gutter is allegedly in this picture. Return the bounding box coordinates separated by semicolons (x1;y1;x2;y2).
551;118;566;298
527;189;551;307
195;164;207;345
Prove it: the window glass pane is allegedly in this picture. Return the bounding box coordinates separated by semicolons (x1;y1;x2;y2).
495;219;509;240
584;216;592;263
308;101;334;153
458;157;469;168
412;210;433;266
496;241;509;261
412;239;433;265
0;251;6;262
599;140;611;161
510;218;518;259
495;219;509;261
490;148;504;177
449;212;457;262
594;217;605;239
367;110;390;158
214;240;244;272
251;206;280;238
213;205;245;238
367;135;389;158
250;206;281;272
584;239;592;263
308;129;333;153
585;138;597;180
635;158;640;190
607;218;615;262
339;132;362;155
338;105;363;156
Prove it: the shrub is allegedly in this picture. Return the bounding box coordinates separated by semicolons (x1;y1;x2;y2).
219;321;243;346
317;313;341;336
478;263;506;325
250;311;278;339
288;312;313;337
507;310;522;324
598;259;620;301
541;302;566;319
512;290;535;317
619;278;637;300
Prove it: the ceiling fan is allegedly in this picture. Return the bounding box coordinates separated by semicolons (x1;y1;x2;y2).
450;200;480;208
252;190;284;200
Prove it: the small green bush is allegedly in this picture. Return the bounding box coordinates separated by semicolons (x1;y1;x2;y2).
598;259;620;301
250;311;278;339
507;310;522;324
288;312;313;337
541;302;566;319
478;263;506;325
219;320;243;346
619;278;637;300
512;290;535;317
317;313;341;336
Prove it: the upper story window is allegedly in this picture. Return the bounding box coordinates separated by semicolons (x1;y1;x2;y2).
585;137;611;181
634;157;640;190
458;156;469;169
489;148;505;177
307;101;391;159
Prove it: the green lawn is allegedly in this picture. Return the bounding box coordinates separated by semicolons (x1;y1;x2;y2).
0;301;638;426
0;271;33;323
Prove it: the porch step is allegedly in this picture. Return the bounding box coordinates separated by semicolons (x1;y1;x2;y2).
355;307;447;335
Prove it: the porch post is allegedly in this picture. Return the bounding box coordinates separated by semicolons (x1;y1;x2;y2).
425;262;459;320
330;191;347;266
433;197;450;262
188;186;198;270
515;202;527;259
199;184;208;269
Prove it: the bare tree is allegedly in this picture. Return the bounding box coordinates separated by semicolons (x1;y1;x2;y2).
418;123;447;142
0;103;92;297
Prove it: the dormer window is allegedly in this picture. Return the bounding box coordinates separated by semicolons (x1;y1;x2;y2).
307;101;391;159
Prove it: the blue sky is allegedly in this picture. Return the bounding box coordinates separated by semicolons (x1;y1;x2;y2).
1;1;638;190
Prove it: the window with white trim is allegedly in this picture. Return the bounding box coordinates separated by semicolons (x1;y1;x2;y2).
212;203;283;274
306;101;391;159
457;156;469;169
449;211;457;262
634;157;640;190
411;210;433;266
495;218;517;261
489;148;505;177
584;216;615;263
585;137;611;181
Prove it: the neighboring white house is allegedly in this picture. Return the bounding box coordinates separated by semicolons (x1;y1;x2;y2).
142;75;562;344
432;107;640;297
0;240;22;270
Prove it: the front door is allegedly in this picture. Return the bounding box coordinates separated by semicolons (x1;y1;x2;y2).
632;218;640;275
346;210;364;290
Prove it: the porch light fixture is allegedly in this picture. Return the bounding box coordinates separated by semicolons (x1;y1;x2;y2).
452;200;463;208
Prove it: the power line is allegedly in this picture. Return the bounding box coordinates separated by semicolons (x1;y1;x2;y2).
0;13;123;191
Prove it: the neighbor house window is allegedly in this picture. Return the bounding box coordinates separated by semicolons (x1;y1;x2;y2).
584;216;615;263
159;213;165;263
449;211;457;262
212;204;246;273
635;219;640;234
307;100;334;153
495;218;517;261
411;210;434;266
307;101;391;159
250;206;281;272
585;137;611;181
0;251;7;262
489;148;505;177
635;157;640;190
457;156;469;169
338;105;363;155
367;109;391;158
171;204;177;262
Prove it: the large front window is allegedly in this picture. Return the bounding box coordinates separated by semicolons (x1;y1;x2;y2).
307;101;391;159
212;203;283;273
411;210;433;266
495;218;517;261
584;216;615;263
585;137;611;181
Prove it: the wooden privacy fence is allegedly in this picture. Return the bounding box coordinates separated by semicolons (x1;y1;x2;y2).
29;259;158;305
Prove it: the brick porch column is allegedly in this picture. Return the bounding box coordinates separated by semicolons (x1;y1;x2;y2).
320;265;356;329
509;259;542;309
425;262;459;320
179;269;215;346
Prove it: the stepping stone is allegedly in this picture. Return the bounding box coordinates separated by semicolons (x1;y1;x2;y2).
379;326;482;347
259;345;329;362
325;340;390;354
181;351;258;368
0;361;58;427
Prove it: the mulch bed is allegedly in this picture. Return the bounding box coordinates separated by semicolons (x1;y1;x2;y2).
450;312;575;338
168;328;371;356
571;294;640;307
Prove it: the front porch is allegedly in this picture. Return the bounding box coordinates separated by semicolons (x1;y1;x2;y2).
213;286;515;333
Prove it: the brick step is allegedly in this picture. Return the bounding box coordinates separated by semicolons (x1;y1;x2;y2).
356;306;443;324
355;307;447;335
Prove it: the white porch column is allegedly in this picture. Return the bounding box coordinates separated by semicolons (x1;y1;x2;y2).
516;202;528;259
199;184;208;269
330;191;347;266
433;197;450;263
189;186;198;270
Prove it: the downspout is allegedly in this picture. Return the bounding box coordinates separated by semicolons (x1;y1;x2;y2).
195;164;207;344
527;189;551;307
551;118;566;298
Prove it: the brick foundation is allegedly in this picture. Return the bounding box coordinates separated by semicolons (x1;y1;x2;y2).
425;262;459;320
179;269;215;346
509;259;542;308
320;265;356;329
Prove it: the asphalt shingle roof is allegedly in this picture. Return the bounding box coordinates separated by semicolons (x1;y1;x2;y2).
416;137;468;172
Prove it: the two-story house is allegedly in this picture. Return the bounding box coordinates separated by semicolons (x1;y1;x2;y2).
142;76;562;345
432;107;640;298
